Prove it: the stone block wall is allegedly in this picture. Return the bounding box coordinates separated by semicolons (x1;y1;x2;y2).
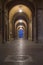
0;1;2;43
37;9;43;42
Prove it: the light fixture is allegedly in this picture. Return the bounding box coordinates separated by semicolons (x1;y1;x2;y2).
20;27;23;29
19;20;22;23
19;9;22;13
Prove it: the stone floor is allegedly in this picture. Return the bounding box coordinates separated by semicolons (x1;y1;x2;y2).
0;39;43;65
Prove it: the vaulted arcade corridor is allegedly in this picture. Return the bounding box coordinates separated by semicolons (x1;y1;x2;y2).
9;4;32;40
0;0;43;65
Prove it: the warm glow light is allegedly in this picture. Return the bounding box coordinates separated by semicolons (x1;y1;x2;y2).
19;20;22;23
20;28;23;29
19;9;22;13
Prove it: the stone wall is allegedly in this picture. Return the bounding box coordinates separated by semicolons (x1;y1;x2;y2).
37;9;43;42
0;1;2;43
36;1;43;42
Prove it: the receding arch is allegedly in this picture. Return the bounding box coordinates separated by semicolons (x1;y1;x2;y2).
9;4;32;40
17;25;26;39
9;4;32;24
1;0;36;41
15;19;27;29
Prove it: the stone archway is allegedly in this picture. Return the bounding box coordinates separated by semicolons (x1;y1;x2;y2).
14;19;27;39
12;12;28;39
9;4;32;40
4;0;35;41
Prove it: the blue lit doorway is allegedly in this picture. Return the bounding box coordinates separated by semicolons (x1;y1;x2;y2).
18;29;24;38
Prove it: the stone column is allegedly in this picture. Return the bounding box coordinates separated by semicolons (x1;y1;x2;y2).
0;1;2;43
4;9;9;41
1;1;5;43
36;8;38;42
35;4;38;42
32;14;34;41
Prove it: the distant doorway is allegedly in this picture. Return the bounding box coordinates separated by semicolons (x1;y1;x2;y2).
18;29;24;38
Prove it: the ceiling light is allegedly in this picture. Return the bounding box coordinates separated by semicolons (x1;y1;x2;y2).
19;20;22;23
19;9;22;13
20;28;23;29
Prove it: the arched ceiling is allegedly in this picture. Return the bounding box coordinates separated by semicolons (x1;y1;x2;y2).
15;19;27;29
17;25;25;31
5;0;35;11
5;0;33;4
18;28;24;30
9;4;32;23
12;12;29;24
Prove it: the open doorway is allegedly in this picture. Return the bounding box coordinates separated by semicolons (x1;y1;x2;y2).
18;29;24;38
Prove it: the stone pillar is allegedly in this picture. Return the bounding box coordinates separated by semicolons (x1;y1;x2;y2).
28;19;32;41
36;8;38;42
1;1;5;43
0;1;2;43
35;4;38;42
4;9;9;41
27;22;28;39
32;14;34;41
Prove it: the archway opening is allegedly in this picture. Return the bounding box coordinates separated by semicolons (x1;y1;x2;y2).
14;19;27;39
9;4;32;40
18;29;24;38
